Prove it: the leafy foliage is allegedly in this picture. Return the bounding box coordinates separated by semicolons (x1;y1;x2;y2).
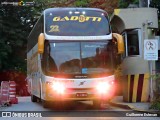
150;0;160;28
75;0;89;7
0;1;42;94
149;73;160;110
150;0;160;15
118;0;139;8
0;5;37;73
45;0;118;14
150;97;160;110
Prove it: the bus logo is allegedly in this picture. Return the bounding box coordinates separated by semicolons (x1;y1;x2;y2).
79;15;85;22
79;81;86;86
53;15;102;22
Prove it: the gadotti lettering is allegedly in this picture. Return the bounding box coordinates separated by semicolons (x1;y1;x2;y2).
53;15;102;22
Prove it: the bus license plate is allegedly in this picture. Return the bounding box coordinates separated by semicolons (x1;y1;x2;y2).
76;93;88;97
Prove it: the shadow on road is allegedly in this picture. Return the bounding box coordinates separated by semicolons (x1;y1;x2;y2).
37;101;110;111
35;101;115;117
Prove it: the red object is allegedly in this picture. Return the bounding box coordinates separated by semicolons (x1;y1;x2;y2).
9;81;18;104
0;81;10;105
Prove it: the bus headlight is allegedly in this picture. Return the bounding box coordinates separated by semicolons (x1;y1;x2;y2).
96;82;111;94
52;82;65;94
47;81;65;94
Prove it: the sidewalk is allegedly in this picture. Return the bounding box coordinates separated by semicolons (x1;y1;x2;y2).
109;96;160;115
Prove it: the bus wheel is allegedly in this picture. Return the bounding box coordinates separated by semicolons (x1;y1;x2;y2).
93;100;101;109
42;100;50;108
31;94;37;102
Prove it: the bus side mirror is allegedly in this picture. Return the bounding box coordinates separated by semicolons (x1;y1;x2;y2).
38;33;45;54
112;33;124;54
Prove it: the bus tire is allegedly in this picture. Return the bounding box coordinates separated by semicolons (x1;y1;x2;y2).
93;100;101;109
42;100;50;108
31;94;37;102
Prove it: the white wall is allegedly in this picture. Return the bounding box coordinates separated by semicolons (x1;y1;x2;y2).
155;36;160;50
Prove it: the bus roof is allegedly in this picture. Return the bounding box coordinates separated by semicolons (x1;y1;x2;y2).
43;7;108;15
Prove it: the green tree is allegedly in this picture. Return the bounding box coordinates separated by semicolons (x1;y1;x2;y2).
74;0;89;7
150;0;160;28
0;0;64;73
0;5;37;73
45;0;118;14
118;0;139;8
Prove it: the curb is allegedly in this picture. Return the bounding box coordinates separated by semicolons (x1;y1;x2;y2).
109;101;132;110
109;101;160;116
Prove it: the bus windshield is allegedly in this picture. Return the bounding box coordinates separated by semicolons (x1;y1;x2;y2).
43;41;117;75
45;9;110;36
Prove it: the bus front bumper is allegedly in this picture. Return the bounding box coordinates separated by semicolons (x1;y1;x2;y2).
46;87;115;102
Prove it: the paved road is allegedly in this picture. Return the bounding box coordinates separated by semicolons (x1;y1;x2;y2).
0;97;159;120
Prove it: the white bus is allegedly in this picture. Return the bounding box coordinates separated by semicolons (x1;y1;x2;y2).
27;8;124;108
